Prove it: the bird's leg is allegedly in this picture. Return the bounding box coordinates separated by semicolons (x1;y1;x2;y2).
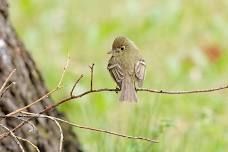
134;83;138;92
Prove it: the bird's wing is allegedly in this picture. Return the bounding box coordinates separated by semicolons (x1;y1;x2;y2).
107;63;124;87
135;59;146;87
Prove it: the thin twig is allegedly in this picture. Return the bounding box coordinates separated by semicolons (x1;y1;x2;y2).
138;84;228;94
0;81;16;99
47;117;63;152
57;53;70;88
15;116;36;133
0;69;16;95
6;54;70;117
1;62;228;142
0;124;25;152
0;115;36;132
6;88;59;117
0;56;70;140
40;83;228;114
70;74;83;97
21;112;158;143
89;63;94;91
21;112;63;152
16;136;40;152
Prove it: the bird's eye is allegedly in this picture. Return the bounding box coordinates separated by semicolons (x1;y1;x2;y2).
120;46;125;51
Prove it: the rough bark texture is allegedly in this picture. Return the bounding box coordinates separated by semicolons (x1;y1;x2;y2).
0;0;82;151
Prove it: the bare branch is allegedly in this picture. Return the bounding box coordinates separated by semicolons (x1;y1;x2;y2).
16;117;36;133
138;84;228;94
0;113;63;151
1;61;228;143
0;119;29;140
0;81;16;99
16;136;40;152
0;124;25;152
55;116;157;143
5;54;71;117
21;111;63;152
40;83;228;115
6;88;60;117
89;63;95;91
70;74;83;97
0;69;16;95
0;115;36;132
57;53;70;88
21;112;158;143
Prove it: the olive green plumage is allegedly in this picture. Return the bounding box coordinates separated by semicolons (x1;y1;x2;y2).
107;36;146;102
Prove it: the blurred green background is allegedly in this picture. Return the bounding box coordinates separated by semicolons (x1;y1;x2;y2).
9;0;228;151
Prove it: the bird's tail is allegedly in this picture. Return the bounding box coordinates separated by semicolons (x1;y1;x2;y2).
119;78;137;102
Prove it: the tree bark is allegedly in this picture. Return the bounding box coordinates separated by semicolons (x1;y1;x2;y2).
0;0;82;151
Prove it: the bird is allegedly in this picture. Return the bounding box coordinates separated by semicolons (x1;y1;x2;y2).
107;36;146;102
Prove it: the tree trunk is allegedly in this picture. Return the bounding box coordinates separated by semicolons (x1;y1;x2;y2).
0;0;82;151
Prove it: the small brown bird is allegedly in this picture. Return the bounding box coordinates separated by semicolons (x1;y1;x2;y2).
107;36;146;102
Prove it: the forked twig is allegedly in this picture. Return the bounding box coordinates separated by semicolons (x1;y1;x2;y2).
0;56;70;140
0;69;16;95
6;55;70;117
0;115;36;132
22;112;63;152
0;82;16;100
0;124;25;152
16;136;40;152
1;62;228;144
0;113;63;151
6;88;60;117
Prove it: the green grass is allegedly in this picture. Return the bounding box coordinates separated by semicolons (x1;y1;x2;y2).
9;0;228;151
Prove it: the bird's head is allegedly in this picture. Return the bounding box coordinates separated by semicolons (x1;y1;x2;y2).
107;36;138;55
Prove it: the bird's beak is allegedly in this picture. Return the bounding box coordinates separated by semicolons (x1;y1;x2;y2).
107;50;112;54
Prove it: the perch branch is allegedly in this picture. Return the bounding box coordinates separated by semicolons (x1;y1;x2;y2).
41;84;228;114
1;62;228;143
138;84;228;94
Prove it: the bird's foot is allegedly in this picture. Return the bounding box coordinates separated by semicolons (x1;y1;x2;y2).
115;86;120;94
